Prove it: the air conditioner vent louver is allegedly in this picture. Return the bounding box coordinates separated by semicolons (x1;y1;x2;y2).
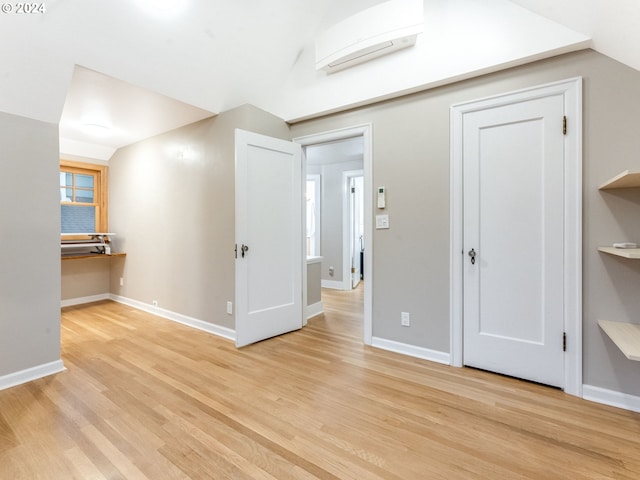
315;0;424;73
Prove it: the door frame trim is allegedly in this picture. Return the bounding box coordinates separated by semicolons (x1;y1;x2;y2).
342;169;364;291
294;124;373;345
449;77;583;397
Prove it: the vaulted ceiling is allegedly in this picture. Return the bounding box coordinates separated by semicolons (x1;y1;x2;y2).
1;0;637;161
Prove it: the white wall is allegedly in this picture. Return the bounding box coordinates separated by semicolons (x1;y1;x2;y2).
263;0;590;122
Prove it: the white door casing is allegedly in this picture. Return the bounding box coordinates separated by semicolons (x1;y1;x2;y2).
450;78;582;396
294;125;373;345
235;129;303;347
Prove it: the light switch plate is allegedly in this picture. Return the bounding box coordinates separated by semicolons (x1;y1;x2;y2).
376;214;389;229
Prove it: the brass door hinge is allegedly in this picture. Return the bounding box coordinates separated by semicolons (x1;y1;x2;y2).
563;332;567;352
563;116;567;135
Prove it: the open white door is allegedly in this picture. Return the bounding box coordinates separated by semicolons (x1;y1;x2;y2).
235;129;303;347
350;175;364;288
342;170;364;290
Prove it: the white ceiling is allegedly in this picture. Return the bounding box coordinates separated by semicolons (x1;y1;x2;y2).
59;66;214;160
510;0;640;73
1;0;638;162
306;137;364;166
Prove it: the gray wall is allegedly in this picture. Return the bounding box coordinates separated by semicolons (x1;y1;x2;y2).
108;104;290;330
290;49;640;397
306;261;322;306
61;260;111;301
0;112;61;377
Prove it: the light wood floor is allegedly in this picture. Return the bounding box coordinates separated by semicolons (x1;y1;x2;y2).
1;288;640;479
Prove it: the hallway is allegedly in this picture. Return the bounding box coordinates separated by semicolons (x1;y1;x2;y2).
310;284;364;340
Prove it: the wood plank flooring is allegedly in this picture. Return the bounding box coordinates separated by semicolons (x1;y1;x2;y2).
1;287;640;479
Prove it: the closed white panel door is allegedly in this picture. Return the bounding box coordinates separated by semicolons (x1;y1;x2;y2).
235;129;303;347
463;95;565;387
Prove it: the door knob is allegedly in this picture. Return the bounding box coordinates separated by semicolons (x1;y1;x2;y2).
468;248;476;265
241;244;249;258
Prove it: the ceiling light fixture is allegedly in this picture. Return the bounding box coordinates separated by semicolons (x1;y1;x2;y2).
82;123;111;137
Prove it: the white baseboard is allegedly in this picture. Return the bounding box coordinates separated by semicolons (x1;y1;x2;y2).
371;337;450;365
0;360;65;391
61;293;110;308
109;294;236;342
582;384;640;413
306;301;324;320
321;280;346;290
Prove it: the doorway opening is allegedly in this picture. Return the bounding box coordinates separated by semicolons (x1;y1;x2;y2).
295;125;373;345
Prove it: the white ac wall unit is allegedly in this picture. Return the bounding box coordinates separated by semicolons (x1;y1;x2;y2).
315;0;424;73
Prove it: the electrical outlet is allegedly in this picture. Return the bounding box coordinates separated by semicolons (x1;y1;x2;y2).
152;300;158;308
401;312;410;327
226;301;233;315
119;277;124;287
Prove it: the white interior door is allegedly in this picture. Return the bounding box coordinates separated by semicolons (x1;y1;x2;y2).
235;129;303;347
463;94;565;387
343;170;363;290
350;176;363;288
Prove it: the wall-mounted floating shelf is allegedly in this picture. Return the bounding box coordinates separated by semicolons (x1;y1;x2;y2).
599;170;640;190
597;247;640;259
598;171;640;257
598;320;640;361
597;171;640;362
